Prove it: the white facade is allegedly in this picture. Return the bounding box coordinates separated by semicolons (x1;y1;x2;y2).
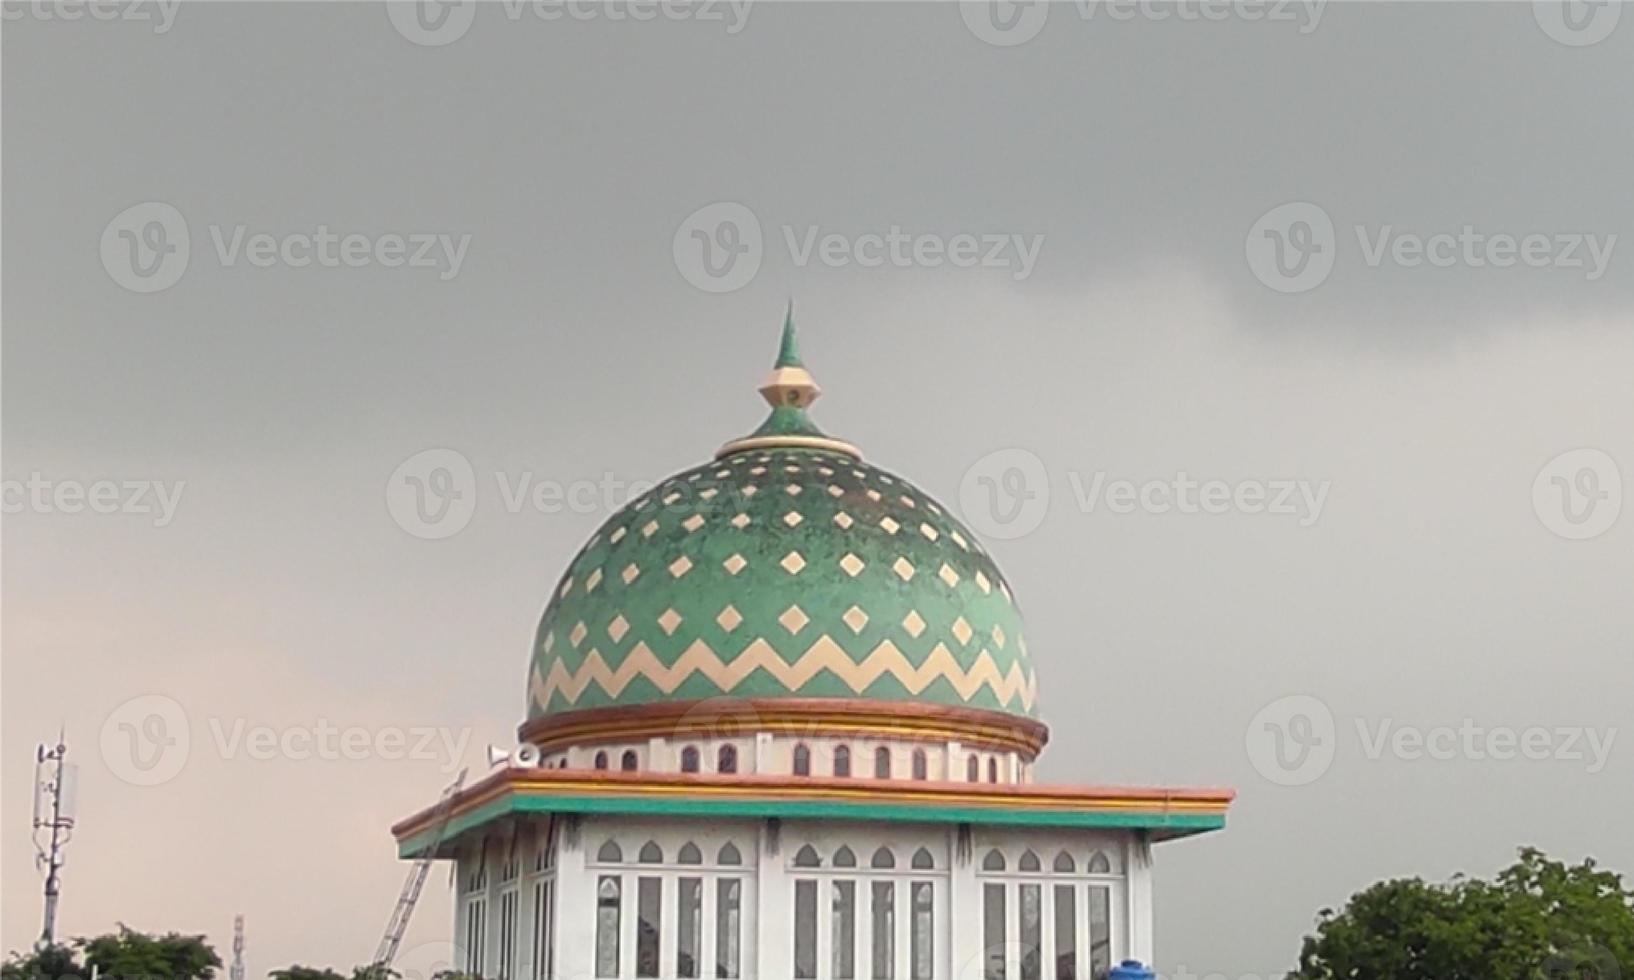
453;815;1150;980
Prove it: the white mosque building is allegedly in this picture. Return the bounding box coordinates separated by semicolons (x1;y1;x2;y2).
391;314;1232;980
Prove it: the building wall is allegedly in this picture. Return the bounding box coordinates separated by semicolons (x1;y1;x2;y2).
537;734;1030;785
453;816;1147;980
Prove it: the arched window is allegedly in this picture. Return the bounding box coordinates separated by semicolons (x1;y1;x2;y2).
911;847;935;870
678;842;703;865
793;743;811;776
593;751;609;771
874;747;892;779
717;842;742;866
718;744;738;774
1019;850;1041;872
981;849;1006;872
680;746;700;773
912;749;928;780
1053;851;1076;873
1088;851;1113;874
987;756;999;783
833;846;857;868
597;840;623;863
871;847;896;869
793;844;821;868
638;841;663;864
834;745;852;778
621;750;638;771
966;755;980;782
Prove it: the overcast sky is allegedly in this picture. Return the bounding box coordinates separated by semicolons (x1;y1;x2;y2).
3;2;1631;977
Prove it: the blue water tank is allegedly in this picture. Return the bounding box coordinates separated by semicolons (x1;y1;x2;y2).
1108;961;1156;980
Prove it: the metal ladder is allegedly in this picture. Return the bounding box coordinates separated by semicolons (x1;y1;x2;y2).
368;768;468;978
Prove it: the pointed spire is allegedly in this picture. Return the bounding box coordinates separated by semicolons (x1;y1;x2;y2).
715;305;861;460
775;301;805;369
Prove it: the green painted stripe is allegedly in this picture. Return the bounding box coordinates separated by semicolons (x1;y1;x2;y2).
397;793;1225;858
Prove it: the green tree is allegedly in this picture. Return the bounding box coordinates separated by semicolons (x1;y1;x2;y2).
2;944;84;980
1291;848;1634;980
75;927;219;980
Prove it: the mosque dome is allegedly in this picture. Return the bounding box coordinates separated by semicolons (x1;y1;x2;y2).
522;310;1043;754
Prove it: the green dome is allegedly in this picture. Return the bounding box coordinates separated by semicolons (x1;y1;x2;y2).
525;313;1037;724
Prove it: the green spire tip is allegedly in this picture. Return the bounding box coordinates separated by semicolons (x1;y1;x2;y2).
775;302;804;369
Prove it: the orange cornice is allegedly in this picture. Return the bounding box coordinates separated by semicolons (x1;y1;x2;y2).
391;765;1234;843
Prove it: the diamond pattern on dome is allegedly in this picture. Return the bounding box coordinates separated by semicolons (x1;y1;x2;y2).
529;447;1036;720
843;605;869;633
779;605;810;634
658;608;684;635
903;610;927;638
